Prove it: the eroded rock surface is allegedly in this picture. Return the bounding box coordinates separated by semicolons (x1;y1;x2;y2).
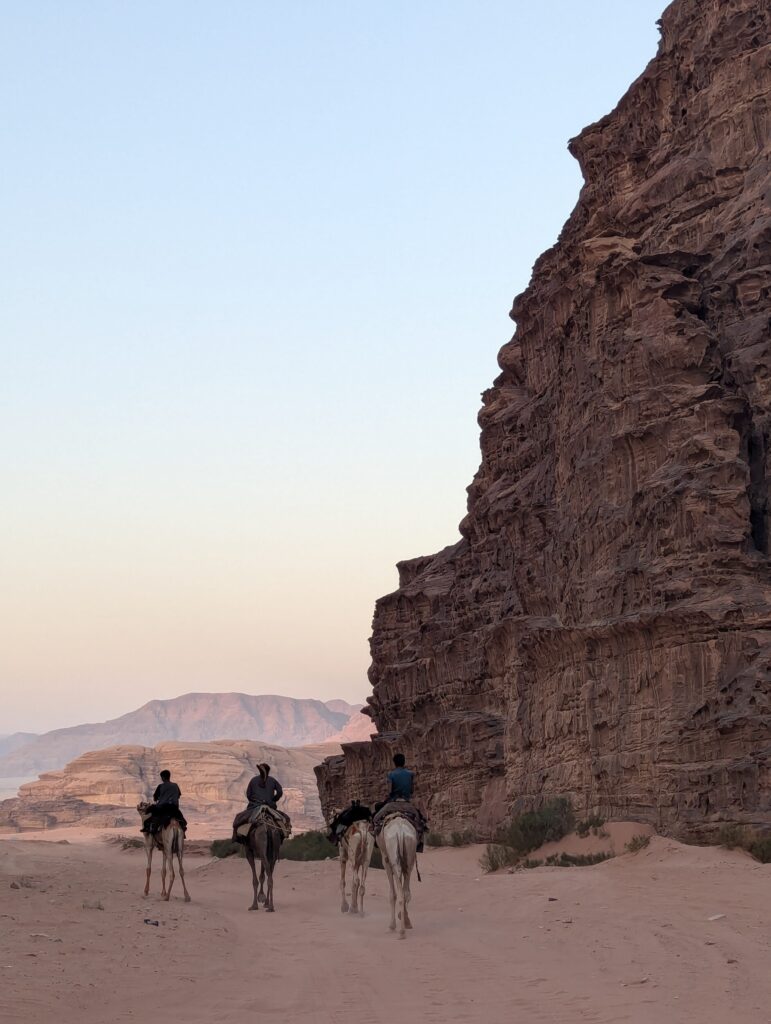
317;0;771;839
0;741;340;832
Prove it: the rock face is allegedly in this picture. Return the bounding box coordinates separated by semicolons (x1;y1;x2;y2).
0;740;340;833
317;0;771;840
0;693;363;777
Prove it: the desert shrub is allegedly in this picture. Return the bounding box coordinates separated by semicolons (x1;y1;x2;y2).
625;834;651;854
496;798;575;857
480;843;519;873
120;836;144;850
576;815;605;838
522;858;542;869
425;832;445;847
545;851;613;867
280;830;338;861
450;830;474;847
718;823;746;850
210;838;245;859
747;837;771;864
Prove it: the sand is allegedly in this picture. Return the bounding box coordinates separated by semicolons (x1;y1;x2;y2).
1;827;770;1024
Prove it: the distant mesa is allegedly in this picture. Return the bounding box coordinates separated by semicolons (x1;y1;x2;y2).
0;693;370;778
0;739;340;833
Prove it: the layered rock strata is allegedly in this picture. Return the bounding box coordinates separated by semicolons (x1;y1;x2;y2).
317;0;771;839
0;741;340;832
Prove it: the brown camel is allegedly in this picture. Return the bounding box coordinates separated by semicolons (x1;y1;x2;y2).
245;819;284;912
137;802;191;903
339;819;375;915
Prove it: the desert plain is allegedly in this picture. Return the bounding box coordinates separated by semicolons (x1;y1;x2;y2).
2;824;771;1024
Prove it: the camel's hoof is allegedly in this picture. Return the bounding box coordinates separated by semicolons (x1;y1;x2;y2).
184;896;191;903
248;905;258;911
341;906;349;914
265;907;275;913
257;895;266;905
405;921;413;929
398;932;406;940
389;924;396;932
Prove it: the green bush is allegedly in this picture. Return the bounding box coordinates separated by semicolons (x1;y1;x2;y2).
576;815;605;838
480;844;519;873
718;823;746;850
625;834;651;854
450;830;474;847
747;837;771;864
210;838;245;859
545;851;613;867
280;830;338;861
425;832;445;847
496;798;575;857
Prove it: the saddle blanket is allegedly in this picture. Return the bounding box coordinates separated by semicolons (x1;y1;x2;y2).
234;805;292;840
372;800;426;839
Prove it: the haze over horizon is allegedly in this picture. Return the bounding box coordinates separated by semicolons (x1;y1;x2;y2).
2;1;664;733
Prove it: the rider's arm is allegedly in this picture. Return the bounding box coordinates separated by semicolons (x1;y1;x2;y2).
272;780;284;802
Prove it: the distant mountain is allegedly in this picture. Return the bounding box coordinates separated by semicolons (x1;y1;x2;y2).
0;739;341;832
0;733;38;758
0;693;368;777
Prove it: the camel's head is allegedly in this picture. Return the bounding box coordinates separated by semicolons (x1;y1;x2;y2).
137;801;152;816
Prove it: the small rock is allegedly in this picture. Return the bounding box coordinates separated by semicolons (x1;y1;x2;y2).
707;914;726;922
143;919;159;927
548;897;558;902
727;959;738;965
30;933;62;942
9;882;20;890
82;899;104;911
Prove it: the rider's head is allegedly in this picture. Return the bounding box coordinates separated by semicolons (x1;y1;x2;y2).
160;770;171;781
260;762;271;777
393;753;406;768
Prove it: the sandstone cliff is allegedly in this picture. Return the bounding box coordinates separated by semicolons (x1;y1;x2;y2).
317;0;771;840
0;693;362;777
0;740;340;833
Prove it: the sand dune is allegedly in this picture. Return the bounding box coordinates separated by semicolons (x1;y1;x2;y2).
2;828;771;1024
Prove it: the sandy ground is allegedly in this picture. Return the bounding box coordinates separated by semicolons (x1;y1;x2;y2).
2;827;771;1024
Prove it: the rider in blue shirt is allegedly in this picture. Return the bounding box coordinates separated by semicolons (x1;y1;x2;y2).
387;754;415;801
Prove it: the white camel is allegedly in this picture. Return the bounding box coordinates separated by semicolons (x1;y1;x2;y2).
377;816;417;938
339;819;375;915
137;802;191;903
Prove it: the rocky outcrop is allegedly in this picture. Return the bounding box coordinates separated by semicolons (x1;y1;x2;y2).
0;740;340;832
0;694;363;777
317;0;771;840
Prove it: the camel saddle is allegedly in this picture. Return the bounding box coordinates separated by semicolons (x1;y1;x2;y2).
372;800;426;840
234;805;292;842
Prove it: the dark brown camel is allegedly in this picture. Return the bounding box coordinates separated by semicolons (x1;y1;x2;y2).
245;820;284;912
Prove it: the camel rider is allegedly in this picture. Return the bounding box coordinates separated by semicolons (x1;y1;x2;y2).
141;770;188;834
246;762;283;811
328;799;372;845
232;763;284;842
387;753;414;802
375;753;427;852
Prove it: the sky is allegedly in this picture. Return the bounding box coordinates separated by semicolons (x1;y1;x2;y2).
1;0;666;734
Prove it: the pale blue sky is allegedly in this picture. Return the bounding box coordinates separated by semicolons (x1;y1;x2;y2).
1;1;665;732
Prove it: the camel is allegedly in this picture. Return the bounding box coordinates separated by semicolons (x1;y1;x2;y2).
137;802;191;903
339;819;375;915
377;815;418;938
245;818;284;912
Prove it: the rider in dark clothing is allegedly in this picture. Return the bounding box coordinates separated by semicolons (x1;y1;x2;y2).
141;770;187;834
231;763;287;842
375;753;427;852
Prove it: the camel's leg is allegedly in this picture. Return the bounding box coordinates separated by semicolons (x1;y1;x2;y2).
340;840;350;913
164;843;176;901
392;863;406;939
357;838;372;915
160;846;168;899
246;846;260;911
257;864;266;904
402;863;413;929
177;851;191;902
381;847;397;932
264;858;275;912
144;841;153;897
